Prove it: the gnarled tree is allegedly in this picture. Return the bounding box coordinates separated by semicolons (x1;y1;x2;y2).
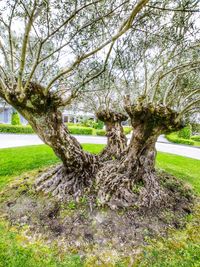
95;0;200;209
0;0;199;209
0;0;148;200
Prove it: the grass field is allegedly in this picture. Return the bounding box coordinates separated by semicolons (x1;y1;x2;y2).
0;144;199;192
0;144;200;266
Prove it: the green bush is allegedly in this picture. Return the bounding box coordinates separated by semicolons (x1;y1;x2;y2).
79;118;94;128
67;120;104;129
166;133;194;145
11;112;21;125
0;124;34;134
191;135;200;142
178;124;192;139
67;122;81;127
93;120;104;129
0;124;94;135
68;126;93;135
123;126;132;134
96;129;106;136
79;118;104;129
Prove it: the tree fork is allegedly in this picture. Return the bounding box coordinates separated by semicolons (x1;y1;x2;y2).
96;100;184;209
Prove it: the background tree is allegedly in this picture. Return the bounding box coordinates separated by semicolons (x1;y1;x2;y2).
78;73;129;160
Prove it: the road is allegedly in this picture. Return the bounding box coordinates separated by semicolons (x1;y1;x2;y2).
0;133;199;160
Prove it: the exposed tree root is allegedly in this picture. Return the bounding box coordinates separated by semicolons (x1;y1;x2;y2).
2;171;195;261
35;163;97;200
96;159;167;210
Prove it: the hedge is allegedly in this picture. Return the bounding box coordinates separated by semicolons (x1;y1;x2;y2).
68;126;93;135
191;135;200;142
67;122;81;127
96;127;132;136
123;126;132;134
166;133;194;146
0;124;94;135
0;124;132;136
178;124;192;139
96;129;106;136
67;120;104;130
0;124;34;134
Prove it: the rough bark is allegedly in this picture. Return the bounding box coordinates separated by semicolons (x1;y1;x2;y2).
4;82;99;200
96;100;184;209
2;83;186;209
96;110;128;160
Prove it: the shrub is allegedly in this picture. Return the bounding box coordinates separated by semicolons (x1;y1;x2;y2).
178;124;192;139
11;112;21;125
0;124;34;134
96;129;106;136
191;135;200;142
123;126;132;134
166;133;194;145
0;124;94;135
67;122;81;127
79;118;104;129
68;126;93;135
79;118;95;128
93;120;104;129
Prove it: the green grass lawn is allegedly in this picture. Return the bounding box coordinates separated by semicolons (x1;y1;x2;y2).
0;144;104;190
156;152;200;194
0;144;199;192
0;144;200;267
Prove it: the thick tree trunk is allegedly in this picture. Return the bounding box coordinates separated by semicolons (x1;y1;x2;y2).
96;100;184;209
96;110;128;160
4;83;99;200
31;110;99;199
3;84;186;209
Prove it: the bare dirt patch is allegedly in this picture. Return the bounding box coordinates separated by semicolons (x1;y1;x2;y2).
0;167;195;261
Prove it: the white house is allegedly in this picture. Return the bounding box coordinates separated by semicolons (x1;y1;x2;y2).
0;103;95;125
0;104;27;124
62;109;95;123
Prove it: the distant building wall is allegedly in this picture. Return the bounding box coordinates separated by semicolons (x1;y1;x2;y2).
0;107;27;125
0;106;95;125
0;108;12;124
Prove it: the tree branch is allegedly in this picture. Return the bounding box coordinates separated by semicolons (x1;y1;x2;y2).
45;0;149;91
17;0;37;93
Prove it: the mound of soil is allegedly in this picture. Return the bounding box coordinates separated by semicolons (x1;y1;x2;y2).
0;168;195;260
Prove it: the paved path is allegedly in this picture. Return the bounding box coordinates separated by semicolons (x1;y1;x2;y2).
0;133;199;160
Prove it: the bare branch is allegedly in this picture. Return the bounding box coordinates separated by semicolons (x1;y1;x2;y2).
46;0;149;91
179;97;200;116
17;0;37;92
